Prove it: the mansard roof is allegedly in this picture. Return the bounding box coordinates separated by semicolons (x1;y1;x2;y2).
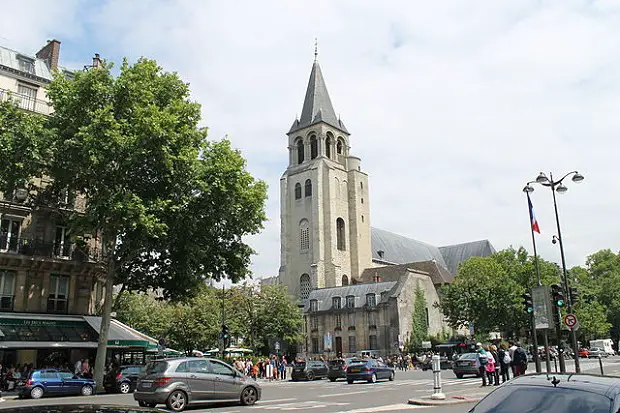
289;61;348;134
360;260;454;285
303;281;397;312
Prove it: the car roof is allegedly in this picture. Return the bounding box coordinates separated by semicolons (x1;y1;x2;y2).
506;373;620;398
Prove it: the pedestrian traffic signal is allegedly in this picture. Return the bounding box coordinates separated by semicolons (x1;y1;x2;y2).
569;287;579;304
551;284;565;307
522;292;533;314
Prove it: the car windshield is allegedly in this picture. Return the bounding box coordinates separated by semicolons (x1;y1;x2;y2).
470;385;612;413
294;362;306;368
329;360;345;366
459;353;478;360
143;361;168;375
348;359;367;365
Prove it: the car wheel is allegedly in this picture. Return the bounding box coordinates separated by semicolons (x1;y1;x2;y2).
240;386;258;406
306;372;314;381
455;374;464;379
167;390;187;412
138;402;147;407
119;382;131;394
329;377;336;382
368;373;377;383
347;380;354;384
81;385;94;396
389;372;395;381
30;386;44;399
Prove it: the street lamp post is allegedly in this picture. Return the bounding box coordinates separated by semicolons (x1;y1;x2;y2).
524;171;584;373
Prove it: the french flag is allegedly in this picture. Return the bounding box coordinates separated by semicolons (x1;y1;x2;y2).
528;195;540;234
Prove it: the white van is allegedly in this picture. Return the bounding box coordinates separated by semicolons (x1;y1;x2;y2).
589;339;615;356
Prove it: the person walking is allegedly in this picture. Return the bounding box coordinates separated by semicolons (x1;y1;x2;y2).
498;343;511;383
489;345;500;386
513;342;528;377
474;343;489;386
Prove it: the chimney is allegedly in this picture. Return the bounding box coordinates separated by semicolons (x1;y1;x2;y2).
36;39;61;70
92;53;102;68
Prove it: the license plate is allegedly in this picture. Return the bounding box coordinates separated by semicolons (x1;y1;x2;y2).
141;382;152;388
350;368;360;372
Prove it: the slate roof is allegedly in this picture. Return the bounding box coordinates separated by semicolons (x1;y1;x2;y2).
371;227;448;268
0;45;54;82
438;240;496;275
304;281;397;312
360;260;454;285
289;61;348;134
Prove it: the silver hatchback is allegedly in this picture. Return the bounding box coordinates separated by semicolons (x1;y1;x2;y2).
133;357;261;412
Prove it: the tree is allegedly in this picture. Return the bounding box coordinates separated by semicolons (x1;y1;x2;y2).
254;285;304;354
0;99;50;195
408;285;428;351
45;58;267;389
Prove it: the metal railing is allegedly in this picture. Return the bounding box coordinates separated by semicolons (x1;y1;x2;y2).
0;88;53;115
0;236;100;262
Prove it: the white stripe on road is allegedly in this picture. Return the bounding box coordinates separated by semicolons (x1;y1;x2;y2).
319;390;375;398
258;398;299;404
334;404;429;412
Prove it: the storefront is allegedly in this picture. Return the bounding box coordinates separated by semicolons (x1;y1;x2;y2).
0;313;158;369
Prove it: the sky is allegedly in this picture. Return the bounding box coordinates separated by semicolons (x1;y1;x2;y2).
3;0;620;280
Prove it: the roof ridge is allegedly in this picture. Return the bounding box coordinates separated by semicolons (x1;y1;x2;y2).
438;239;491;249
371;226;437;248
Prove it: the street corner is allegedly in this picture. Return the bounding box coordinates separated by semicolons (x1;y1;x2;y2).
408;393;484;406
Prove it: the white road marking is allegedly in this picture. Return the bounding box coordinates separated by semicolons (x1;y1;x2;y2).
319;390;374;398
335;403;429;412
258;398;299;404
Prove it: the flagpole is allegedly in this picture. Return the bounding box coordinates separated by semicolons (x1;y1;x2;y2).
525;192;542;373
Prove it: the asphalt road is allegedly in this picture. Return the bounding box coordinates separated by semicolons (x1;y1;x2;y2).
0;357;618;413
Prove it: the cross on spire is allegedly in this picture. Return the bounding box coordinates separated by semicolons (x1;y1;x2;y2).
314;38;318;62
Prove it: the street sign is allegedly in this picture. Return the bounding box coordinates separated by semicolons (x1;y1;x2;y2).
274;341;280;350
532;285;553;330
564;314;578;329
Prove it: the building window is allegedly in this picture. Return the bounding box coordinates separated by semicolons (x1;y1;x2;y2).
296;139;304;164
361;215;364;223
366;293;376;308
294;183;302;200
17;58;35;74
348;312;356;327
310;299;318;312
334;313;342;329
54;226;71;258
17;84;37;111
361;198;364;204
342;275;349;286
369;335;378;350
368;312;377;328
336;218;346;250
332;297;341;309
300;220;309;251
346;295;355;309
337;140;343;155
0;270;15;311
348;336;356;353
425;308;430;327
305;179;312;197
310;316;319;330
311;337;319;353
0;218;21;252
48;275;69;313
360;182;363;190
300;274;311;300
310;136;318;159
325;136;332;158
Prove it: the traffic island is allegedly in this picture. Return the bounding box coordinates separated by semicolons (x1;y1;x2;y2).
408;394;484;406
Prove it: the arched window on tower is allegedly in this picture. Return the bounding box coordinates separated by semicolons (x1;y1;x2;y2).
299;219;309;251
310;135;318;159
325;133;333;159
300;274;311;299
342;275;349;286
337;140;343;155
294;183;302;200
336;218;346;251
296;139;304;164
305;179;312;197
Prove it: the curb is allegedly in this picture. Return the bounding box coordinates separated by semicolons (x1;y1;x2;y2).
408;396;483;406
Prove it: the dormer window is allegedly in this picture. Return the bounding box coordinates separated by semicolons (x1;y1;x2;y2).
366;293;376;308
332;296;341;309
17;56;35;75
310;299;318;312
346;295;355;309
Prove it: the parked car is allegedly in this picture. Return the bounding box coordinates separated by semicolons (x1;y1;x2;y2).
468;373;620;413
421;356;453;371
327;358;355;382
452;353;482;379
104;365;142;394
16;369;96;399
587;347;609;358
0;406;162;413
291;360;328;381
346;358;394;384
133;357;261;412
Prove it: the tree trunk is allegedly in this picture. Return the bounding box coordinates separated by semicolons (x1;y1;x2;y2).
94;255;115;392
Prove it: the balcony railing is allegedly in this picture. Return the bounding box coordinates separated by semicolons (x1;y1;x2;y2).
0;88;53;115
0;236;100;262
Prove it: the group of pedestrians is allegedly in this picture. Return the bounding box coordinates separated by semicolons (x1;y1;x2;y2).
232;356;288;381
475;341;528;386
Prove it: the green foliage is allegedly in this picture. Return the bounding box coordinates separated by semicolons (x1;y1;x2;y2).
0;99;50;194
408;285;428;351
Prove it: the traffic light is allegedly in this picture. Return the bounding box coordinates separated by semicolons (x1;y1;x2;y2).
221;324;230;347
569;287;579;304
551;284;565;308
521;292;533;314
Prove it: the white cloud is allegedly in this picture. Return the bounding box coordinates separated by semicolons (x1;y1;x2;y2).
4;0;620;279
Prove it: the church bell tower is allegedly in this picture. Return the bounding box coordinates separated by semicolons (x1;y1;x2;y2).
279;56;372;299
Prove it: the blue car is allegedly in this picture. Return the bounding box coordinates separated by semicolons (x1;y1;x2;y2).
346;358;395;384
17;369;96;399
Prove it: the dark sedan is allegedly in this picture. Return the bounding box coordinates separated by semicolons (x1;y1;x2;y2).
16;369;96;399
452;353;482;379
346;358;394;384
469;373;620;413
104;365;142;394
327;358;355;382
0;405;162;413
291;360;328;381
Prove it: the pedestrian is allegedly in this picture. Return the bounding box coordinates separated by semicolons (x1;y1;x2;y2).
474;343;489;387
508;340;518;376
513;342;528;377
498;343;511;383
74;359;82;377
279;356;287;380
489;345;500;386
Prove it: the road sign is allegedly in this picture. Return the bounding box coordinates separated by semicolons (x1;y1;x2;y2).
532;285;553;329
274;341;280;350
564;313;578;329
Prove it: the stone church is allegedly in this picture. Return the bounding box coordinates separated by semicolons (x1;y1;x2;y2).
272;57;495;357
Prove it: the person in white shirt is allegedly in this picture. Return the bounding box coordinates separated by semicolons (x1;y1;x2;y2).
508;340;518;375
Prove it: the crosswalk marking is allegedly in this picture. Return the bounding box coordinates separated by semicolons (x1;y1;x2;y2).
335;404;429;412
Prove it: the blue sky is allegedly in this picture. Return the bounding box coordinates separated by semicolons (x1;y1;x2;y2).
4;0;620;280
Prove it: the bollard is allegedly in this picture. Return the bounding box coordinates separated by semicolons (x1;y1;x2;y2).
430;354;446;400
553;357;558;372
598;355;604;376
